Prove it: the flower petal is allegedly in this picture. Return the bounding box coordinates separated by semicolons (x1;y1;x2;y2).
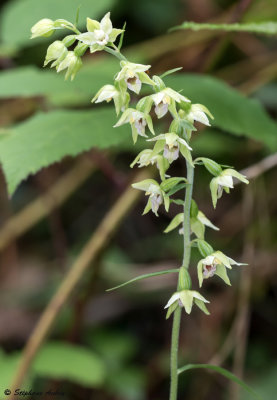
86;18;100;32
100;12;113;34
164;292;180;309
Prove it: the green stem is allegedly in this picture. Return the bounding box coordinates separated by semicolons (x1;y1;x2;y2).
104;46;127;61
169;160;194;400
182;161;194;269
169;307;181;400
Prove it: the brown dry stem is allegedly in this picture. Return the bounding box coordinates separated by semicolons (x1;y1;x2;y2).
9;168;151;396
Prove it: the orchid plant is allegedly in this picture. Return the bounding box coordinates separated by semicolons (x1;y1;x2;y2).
31;12;249;400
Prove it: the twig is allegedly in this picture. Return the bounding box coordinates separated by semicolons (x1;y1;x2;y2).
9;168;152;396
239;153;277;181
0;157;95;251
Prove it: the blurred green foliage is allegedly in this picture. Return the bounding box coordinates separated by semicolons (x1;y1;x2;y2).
0;0;276;399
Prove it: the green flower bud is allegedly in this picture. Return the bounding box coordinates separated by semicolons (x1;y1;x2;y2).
62;35;77;47
31;18;55;39
56;51;82;81
44;41;68;67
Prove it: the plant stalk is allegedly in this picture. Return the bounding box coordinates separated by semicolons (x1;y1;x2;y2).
169;160;194;400
104;46;127;61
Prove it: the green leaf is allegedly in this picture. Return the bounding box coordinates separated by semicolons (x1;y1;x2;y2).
178;364;262;400
160;177;187;192
164;213;183;233
160;67;183;78
33;342;106;387
0;0;115;48
195;157;222;176
106;269;179;291
165;74;277;150
171;21;277;36
171;199;184;206
167;183;188;196
0;108;129;195
0;61;119;106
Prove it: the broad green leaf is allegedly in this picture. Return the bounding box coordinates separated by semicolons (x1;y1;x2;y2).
171;21;277;36
0;108;130;195
2;68;277;151
178;364;262;400
165;74;277;150
0;60;119;106
0;0;115;48
0;342;105;390
107;269;179;291
33;342;105;387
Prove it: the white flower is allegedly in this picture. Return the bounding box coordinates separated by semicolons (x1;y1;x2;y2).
76;12;123;53
165;290;210;317
148;132;192;164
56;51;82;81
114;108;154;143
131;179;169;216
115;61;155;94
130;150;169;180
187;104;213;126
31;18;55;39
197;251;245;287
152;88;190;119
44;40;68;67
164;209;218;238
210;169;249;208
91;84;130;115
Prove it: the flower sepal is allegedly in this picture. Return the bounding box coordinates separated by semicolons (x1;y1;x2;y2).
165;290;210;318
114;108;154;143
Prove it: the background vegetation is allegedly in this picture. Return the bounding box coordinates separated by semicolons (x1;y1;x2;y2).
0;0;276;399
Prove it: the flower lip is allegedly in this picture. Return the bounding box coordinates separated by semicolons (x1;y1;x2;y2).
217;175;234;188
203;263;217;278
134;117;147;135
94;29;109;45
126;75;142;93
